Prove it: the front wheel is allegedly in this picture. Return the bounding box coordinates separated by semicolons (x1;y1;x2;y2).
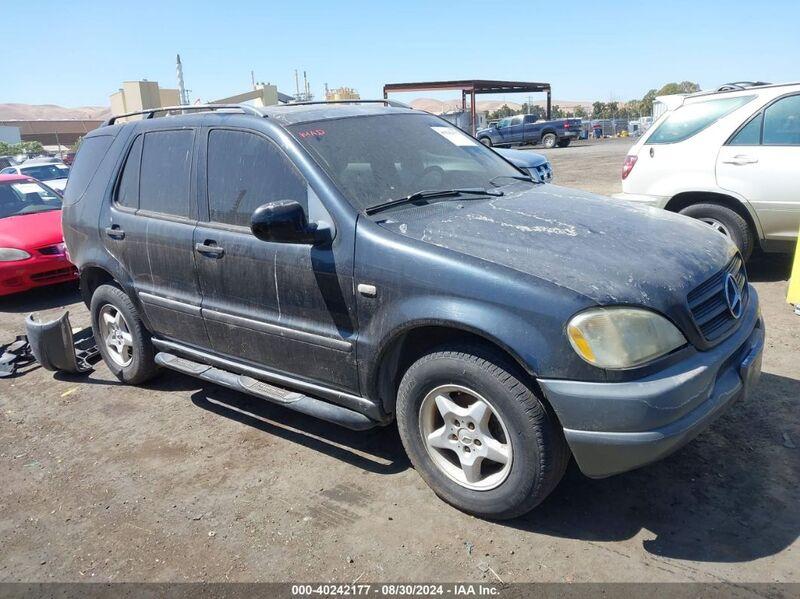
541;133;557;149
396;345;569;519
678;203;755;259
91;284;159;384
479;137;492;147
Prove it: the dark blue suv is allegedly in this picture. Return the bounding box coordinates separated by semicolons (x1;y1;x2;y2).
59;101;763;519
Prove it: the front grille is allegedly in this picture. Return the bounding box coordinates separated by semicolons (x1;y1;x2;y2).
38;244;64;256
687;255;747;343
534;163;553;182
30;267;76;282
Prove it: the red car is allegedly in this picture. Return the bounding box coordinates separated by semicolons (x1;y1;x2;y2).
0;174;77;296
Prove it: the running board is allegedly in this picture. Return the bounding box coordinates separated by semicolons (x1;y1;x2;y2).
155;352;377;431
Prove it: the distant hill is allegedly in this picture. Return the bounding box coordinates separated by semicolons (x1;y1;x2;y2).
409;97;590;114
0;103;111;121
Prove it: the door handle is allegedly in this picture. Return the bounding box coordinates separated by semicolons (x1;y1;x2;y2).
195;241;225;258
722;155;759;165
105;225;125;240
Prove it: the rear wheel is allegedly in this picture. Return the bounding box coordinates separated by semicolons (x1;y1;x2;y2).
541;133;557;149
479;137;492;147
678;202;754;258
557;138;571;147
91;284;159;384
396;345;569;519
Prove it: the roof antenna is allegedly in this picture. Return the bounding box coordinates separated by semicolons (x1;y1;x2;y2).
176;54;189;105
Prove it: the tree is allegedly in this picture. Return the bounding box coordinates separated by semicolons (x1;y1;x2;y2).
0;140;44;157
573;105;588;118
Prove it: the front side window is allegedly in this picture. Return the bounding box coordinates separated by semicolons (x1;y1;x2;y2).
763;95;800;145
498;118;511;129
510;116;523;126
647;96;754;144
207;129;307;227
289;113;525;211
139;129;194;218
0;181;62;219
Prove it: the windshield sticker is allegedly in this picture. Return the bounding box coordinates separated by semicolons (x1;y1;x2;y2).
431;126;478;146
297;128;326;139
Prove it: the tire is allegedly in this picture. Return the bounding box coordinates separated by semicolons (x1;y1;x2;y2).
557;138;571;147
678;202;755;259
396;344;569;519
541;133;557;149
90;284;159;384
479;137;492;147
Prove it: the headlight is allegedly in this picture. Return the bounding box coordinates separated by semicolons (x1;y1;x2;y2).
567;307;686;369
0;248;32;262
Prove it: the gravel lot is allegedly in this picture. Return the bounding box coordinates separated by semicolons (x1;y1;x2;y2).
1;139;798;584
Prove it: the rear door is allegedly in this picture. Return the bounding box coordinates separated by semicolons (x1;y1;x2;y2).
102;128;209;346
193;127;359;392
717;93;800;245
522;115;543;144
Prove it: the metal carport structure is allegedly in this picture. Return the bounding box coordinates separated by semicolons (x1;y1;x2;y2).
382;79;552;135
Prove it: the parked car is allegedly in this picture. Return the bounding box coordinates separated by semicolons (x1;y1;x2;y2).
0;175;77;296
0;160;70;192
56;102;762;519
494;147;553;182
615;82;800;258
0;156;17;170
476;115;582;148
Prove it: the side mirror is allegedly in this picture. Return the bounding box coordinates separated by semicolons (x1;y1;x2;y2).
251;200;328;245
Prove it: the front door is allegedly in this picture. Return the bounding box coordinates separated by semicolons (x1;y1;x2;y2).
101;128;209;347
193;127;359;392
505;115;525;144
717;93;800;246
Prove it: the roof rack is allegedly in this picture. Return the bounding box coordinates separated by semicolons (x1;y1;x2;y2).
102;103;264;127
716;81;771;92
288;99;412;109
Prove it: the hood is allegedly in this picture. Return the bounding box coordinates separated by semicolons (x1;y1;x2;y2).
0;209;64;249
494;148;548;168
377;185;735;307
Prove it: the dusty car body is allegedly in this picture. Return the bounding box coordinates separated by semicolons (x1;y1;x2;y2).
53;102;763;519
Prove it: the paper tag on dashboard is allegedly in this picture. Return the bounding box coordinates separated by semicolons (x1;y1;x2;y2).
430;126;478;146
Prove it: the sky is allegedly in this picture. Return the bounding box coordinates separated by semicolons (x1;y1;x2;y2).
5;0;800;108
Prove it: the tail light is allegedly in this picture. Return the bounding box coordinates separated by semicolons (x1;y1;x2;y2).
622;155;638;180
563;122;570;129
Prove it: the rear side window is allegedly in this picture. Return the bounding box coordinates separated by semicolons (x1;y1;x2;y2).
115;135;143;208
207;129;307;227
139;130;194;218
763;95;800;145
63;135;114;205
647;96;754;144
729;114;762;145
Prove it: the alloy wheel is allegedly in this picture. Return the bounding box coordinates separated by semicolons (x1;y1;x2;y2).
98;304;134;367
418;384;513;491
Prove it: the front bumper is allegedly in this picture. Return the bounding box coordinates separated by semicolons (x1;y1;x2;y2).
612;191;670;208
539;287;763;478
0;255;77;296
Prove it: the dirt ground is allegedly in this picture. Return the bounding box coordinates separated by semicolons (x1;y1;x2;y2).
1;139;798;584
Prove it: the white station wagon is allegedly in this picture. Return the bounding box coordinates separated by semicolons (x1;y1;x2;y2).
616;82;800;258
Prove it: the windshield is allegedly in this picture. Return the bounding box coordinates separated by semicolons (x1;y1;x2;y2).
0;181;62;218
289;113;524;211
19;164;70;182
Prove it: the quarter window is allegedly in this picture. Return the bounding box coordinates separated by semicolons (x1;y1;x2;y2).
139;130;194;218
207;129;307;227
648;96;754;144
763;95;800;145
115;135;142;208
729;114;762;145
63;135;114;205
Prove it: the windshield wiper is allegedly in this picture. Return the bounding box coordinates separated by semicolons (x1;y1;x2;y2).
365;188;503;215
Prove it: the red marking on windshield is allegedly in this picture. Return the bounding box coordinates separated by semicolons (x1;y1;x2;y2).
298;129;326;139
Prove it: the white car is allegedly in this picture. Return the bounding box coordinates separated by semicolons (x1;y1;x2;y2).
615;82;800;258
0;160;70;192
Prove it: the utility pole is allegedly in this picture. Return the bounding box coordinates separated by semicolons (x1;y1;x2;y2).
176;54;189;105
